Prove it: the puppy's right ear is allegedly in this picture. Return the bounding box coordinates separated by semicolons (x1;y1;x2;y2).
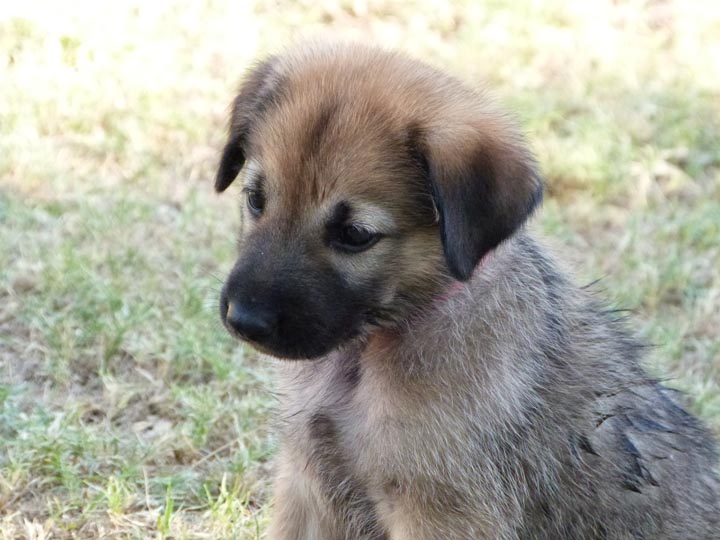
215;55;282;193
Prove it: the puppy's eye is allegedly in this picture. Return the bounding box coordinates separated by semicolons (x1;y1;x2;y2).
333;225;380;253
244;189;265;216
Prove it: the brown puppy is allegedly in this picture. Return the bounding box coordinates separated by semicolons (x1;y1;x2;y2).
214;43;719;539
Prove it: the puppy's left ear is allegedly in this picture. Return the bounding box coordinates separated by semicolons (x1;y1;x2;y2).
422;117;543;280
215;55;282;193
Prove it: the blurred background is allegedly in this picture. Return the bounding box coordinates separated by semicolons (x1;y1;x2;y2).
1;0;718;537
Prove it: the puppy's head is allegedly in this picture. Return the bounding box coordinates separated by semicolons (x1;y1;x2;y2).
215;44;542;359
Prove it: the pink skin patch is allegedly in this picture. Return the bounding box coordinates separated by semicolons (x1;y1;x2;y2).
368;252;494;351
430;252;491;309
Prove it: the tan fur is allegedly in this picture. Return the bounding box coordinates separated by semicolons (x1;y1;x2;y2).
215;43;719;539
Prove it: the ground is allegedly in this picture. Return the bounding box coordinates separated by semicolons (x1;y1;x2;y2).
1;1;719;538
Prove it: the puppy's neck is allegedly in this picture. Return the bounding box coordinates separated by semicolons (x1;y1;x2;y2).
365;251;493;353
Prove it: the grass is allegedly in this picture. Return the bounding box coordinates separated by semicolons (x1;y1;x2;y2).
1;0;719;537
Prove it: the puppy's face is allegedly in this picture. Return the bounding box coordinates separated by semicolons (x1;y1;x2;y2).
215;45;542;360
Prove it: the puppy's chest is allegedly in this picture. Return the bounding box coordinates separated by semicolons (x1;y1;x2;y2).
279;356;401;476
277;354;470;501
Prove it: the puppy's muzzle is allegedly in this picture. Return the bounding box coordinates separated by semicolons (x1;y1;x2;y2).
219;249;370;359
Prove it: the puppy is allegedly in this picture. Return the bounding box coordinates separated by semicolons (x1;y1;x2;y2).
214;43;719;539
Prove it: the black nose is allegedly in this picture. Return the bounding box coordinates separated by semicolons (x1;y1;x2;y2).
225;301;277;342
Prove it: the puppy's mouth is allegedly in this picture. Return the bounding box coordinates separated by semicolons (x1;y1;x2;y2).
219;292;369;360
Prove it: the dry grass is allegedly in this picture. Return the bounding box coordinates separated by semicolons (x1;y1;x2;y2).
1;0;719;537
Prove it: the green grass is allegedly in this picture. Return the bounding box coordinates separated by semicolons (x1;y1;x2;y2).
1;1;719;537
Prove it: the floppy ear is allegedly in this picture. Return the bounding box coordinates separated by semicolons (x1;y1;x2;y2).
422;120;543;281
215;55;282;193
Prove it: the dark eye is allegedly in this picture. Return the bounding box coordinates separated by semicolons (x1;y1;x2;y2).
333;225;380;253
245;189;265;216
